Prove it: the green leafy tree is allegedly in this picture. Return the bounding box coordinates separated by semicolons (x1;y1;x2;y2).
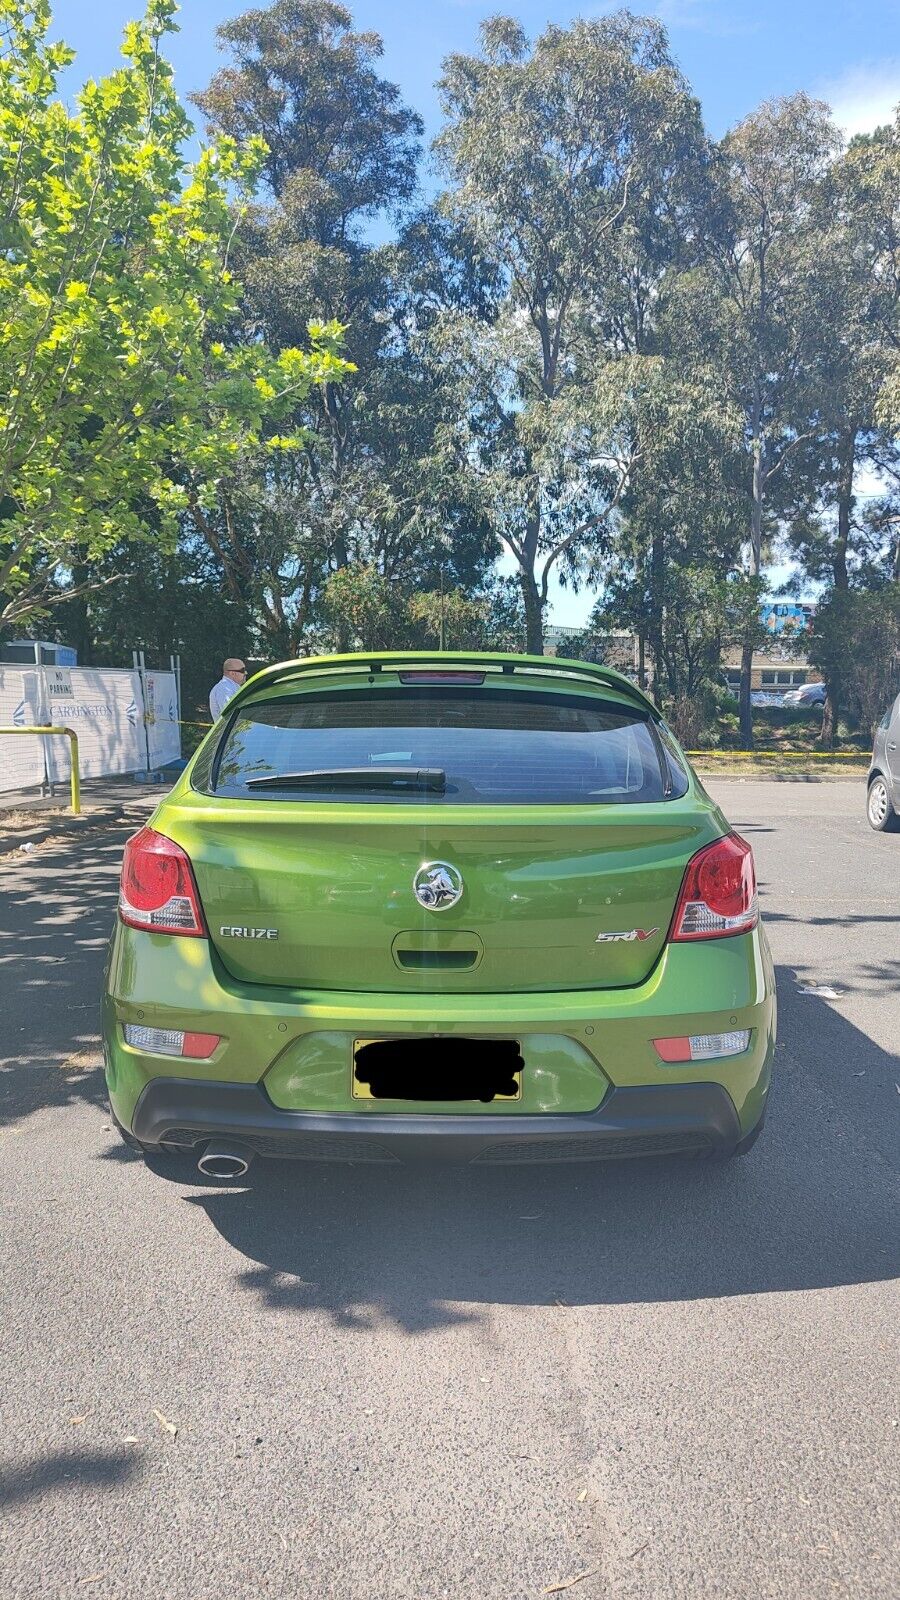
864;113;900;437
809;585;900;736
406;576;523;652
322;560;523;651
53;531;254;724
192;0;485;653
432;14;707;653
0;0;351;631
779;118;900;743
671;94;841;745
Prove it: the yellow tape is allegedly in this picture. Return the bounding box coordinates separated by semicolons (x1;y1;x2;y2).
143;716;213;729
687;749;866;759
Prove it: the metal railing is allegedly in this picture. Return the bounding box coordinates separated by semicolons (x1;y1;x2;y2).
0;726;81;813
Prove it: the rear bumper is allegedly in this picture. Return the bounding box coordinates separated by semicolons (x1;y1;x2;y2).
132;1077;746;1163
104;921;777;1154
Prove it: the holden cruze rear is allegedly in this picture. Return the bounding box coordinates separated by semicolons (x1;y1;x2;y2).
102;652;776;1172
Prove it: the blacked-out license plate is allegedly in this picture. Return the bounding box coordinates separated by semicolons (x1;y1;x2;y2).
352;1037;523;1102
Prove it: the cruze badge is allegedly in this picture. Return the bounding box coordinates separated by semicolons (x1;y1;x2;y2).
219;926;279;940
595;927;659;943
413;862;463;911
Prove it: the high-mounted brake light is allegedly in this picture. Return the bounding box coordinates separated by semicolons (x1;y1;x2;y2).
118;826;206;937
669;833;757;941
398;671;485;685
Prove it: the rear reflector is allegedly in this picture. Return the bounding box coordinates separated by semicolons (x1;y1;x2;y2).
118;826;206;937
123;1025;220;1059
669;833;757;941
654;1030;751;1063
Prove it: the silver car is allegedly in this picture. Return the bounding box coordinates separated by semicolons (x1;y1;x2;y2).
867;693;900;832
783;681;826;708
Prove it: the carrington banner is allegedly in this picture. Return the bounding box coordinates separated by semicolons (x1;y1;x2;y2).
0;663;181;793
40;668;147;783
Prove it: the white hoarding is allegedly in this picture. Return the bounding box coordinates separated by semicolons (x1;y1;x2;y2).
0;667;46;794
143;671;181;768
41;668;147;782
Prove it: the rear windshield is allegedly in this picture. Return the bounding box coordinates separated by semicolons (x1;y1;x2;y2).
205;687;688;804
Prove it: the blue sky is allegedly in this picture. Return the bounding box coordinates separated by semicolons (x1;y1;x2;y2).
54;0;900;145
53;0;900;624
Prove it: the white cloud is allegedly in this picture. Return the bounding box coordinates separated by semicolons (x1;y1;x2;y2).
818;60;900;138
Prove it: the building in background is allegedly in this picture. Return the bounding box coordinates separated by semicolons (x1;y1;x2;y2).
543;624;587;657
0;639;78;667
544;600;818;698
720;646;816;695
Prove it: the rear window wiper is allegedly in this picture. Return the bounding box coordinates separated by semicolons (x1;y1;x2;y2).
244;766;446;792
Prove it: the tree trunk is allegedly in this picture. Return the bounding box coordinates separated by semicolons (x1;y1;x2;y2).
820;425;855;749
740;415;765;750
647;527;665;707
520;569;544;655
331;536;351;653
739;642;754;747
66;563;94;665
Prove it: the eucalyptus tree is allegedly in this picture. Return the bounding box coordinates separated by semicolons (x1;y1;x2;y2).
193;0;478;653
846;114;900;591
864;113;900;437
672;94;841;744
589;401;747;715
781;125;900;739
431;13;707;653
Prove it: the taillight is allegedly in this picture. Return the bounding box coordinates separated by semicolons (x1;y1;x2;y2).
669;833;757;941
118;826;206;937
654;1031;751;1062
123;1025;220;1058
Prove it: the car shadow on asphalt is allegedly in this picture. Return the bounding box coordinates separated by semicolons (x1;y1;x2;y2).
159;965;899;1330
0;831;127;1128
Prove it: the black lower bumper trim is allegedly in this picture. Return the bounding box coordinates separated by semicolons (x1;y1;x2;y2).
131;1079;744;1164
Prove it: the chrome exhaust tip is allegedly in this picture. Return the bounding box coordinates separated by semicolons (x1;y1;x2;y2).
197;1141;253;1179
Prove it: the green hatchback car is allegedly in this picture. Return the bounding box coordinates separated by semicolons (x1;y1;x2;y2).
102;652;776;1176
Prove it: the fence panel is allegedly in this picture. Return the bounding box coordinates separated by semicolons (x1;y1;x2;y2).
0;668;46;794
143;671;181;768
41;667;147;783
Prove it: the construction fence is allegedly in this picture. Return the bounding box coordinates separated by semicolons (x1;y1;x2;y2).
0;663;181;797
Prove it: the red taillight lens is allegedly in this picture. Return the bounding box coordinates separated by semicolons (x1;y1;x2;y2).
669;833;757;941
118;827;206;937
653;1036;693;1062
182;1031;221;1058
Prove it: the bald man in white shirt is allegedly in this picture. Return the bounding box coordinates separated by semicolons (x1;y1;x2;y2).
209;658;247;719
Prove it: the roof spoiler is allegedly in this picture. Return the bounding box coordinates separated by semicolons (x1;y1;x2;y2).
226;650;659;720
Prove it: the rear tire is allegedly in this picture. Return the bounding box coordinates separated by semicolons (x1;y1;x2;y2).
867;776;900;832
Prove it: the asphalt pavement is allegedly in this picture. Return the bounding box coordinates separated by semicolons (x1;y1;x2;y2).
0;781;897;1599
